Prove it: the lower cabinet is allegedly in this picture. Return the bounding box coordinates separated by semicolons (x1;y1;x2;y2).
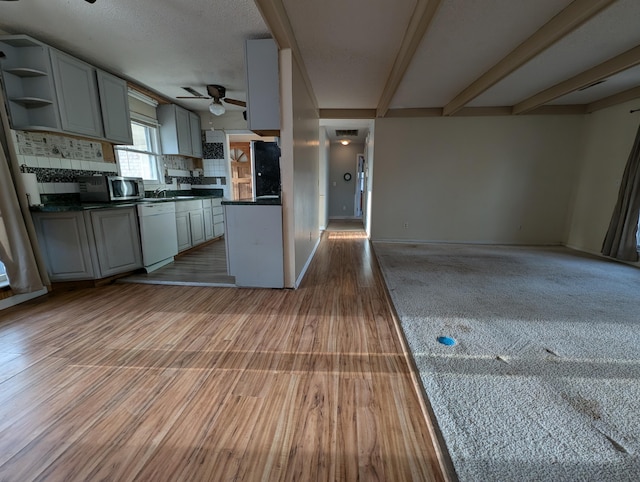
203;202;214;241
175;210;192;252
212;198;225;238
175;199;206;252
32;207;142;281
89;208;143;277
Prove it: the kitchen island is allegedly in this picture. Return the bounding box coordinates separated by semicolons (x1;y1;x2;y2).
222;196;284;288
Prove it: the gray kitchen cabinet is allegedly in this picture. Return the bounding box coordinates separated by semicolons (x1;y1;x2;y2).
175;199;206;251
175;211;192;252
32;207;142;281
189;209;205;246
89;208;142;277
158;104;194;156
245;38;280;134
203;199;214;240
49;49;103;138
212;198;225;237
0;34;132;143
189;111;202;158
96;70;133;144
32;211;95;281
0;35;61;131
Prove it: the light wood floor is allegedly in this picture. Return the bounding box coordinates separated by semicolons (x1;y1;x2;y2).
0;224;452;481
122;237;235;286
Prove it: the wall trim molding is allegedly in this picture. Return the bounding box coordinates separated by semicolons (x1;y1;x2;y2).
295;235;321;288
0;287;48;311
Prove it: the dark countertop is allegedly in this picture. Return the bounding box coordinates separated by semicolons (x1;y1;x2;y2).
222;195;282;206
30;194;225;213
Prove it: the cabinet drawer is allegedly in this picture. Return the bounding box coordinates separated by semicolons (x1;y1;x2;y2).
175;199;203;212
212;205;223;215
213;213;224;225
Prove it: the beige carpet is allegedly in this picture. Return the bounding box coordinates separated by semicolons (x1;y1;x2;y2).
374;243;640;482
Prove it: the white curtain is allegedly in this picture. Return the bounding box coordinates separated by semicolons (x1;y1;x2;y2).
0;91;49;293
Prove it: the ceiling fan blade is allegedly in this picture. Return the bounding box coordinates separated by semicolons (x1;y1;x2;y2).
176;96;211;99
223;97;246;107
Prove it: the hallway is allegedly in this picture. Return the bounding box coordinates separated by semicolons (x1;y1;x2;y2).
0;225;450;480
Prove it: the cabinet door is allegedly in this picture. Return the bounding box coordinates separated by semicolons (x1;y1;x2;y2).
189;111;202;158
90;208;142;277
158;104;192;156
203;206;214;240
32;212;95;281
176;211;192;252
189;210;205;246
176;106;192;156
50;49;103;138
245;38;280;132
96;70;133;144
214;219;225;238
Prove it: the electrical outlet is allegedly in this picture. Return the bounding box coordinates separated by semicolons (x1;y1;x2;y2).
403;222;409;229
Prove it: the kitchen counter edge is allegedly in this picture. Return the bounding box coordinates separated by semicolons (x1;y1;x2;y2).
30;195;226;213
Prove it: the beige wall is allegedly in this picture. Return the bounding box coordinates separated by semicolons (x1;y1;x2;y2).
318;127;329;230
371;115;584;244
279;49;320;287
566;99;640;255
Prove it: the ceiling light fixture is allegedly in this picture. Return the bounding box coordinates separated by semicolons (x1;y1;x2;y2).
340;139;350;146
208;100;225;116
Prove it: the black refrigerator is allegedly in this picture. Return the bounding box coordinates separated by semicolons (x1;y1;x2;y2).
253;140;281;197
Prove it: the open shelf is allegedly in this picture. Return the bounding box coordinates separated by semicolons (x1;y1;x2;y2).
10;96;54;107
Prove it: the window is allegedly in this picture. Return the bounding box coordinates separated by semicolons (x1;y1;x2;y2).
0;261;7;288
115;122;161;181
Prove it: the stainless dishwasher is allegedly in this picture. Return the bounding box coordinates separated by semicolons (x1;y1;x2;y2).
137;202;178;272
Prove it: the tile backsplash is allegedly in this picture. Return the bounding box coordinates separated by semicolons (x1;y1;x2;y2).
12;130;231;198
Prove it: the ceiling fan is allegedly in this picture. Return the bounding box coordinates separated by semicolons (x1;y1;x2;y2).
177;85;246;116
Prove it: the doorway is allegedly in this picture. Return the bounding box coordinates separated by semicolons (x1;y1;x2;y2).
354;153;365;219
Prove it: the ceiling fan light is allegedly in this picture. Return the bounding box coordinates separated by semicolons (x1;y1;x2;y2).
208;101;225;116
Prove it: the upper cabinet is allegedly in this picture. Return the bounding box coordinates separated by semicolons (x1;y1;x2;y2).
245;38;280;135
96;70;133;144
50;49;103;138
189;111;202;158
0;34;133;144
0;36;61;131
158;103;202;158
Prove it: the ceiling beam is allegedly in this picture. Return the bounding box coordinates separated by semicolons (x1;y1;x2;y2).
254;0;319;111
513;44;640;114
586;85;640;112
443;0;616;116
319;109;376;119
376;0;443;118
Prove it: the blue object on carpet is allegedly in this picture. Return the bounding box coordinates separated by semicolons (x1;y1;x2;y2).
437;336;456;346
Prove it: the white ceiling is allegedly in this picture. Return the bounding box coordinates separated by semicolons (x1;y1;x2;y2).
1;0;640;141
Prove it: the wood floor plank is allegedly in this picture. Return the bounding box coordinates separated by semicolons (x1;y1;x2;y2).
0;222;451;481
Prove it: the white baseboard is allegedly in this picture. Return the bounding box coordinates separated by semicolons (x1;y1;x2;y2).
295;236;322;288
0;287;48;311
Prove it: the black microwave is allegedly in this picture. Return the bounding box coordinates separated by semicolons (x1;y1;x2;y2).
78;176;145;202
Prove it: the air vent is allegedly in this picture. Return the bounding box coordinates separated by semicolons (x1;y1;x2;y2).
335;129;358;137
578;80;606;91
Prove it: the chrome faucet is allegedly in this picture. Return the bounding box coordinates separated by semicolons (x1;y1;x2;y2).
154;187;168;198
